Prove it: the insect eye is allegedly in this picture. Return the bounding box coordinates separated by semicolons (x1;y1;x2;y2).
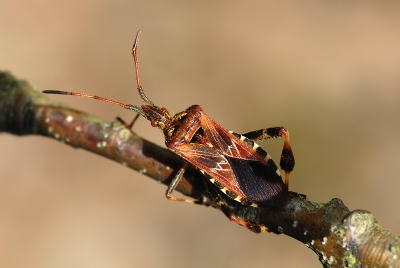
189;127;205;144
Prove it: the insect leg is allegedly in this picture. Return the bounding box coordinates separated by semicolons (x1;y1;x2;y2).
242;127;294;188
242;127;287;141
227;214;269;233
116;114;141;129
165;162;204;205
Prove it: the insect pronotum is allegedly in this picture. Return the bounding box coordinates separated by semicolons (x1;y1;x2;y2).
43;31;295;208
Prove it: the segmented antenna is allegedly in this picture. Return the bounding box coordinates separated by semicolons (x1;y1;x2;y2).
42;30;154;119
41;90;145;117
132;30;154;106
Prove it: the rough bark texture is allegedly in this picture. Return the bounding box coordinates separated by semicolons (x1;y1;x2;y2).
1;71;399;267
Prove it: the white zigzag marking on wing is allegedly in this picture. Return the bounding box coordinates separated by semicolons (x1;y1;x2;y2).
210;158;230;172
226;140;240;156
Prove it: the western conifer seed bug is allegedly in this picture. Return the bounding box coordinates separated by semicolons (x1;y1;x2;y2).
43;31;295;208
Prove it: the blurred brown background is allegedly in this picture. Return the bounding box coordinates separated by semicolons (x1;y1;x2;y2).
1;1;400;267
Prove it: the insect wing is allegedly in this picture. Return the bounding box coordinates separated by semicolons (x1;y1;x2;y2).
175;114;288;207
224;155;288;207
176;144;246;198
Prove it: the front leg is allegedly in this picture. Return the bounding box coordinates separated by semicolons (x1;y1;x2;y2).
165;162;205;205
116;114;141;129
242;127;294;188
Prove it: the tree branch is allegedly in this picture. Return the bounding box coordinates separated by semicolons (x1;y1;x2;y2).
1;71;399;267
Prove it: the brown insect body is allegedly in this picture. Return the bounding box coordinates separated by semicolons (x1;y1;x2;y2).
142;104;289;207
43;30;294;208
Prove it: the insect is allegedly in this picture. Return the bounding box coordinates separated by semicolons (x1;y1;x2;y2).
43;31;295;208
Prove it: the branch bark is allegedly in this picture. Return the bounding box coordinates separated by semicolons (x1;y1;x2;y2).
1;71;399;267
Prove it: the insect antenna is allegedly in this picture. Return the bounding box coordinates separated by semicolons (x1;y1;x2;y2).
42;30;160;119
132;30;155;106
41;90;146;118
